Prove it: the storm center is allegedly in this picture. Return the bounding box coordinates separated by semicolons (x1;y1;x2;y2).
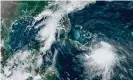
91;42;116;66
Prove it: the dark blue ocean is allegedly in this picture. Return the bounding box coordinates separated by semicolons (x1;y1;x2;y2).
8;1;133;80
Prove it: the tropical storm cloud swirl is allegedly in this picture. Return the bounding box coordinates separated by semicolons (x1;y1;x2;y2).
1;1;133;80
